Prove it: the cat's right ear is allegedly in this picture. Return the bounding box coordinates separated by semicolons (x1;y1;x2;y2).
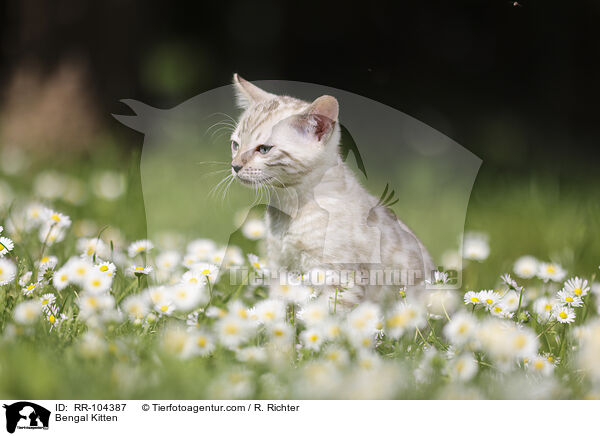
233;74;273;109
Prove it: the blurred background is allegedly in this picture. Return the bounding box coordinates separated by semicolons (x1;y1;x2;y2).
0;0;599;276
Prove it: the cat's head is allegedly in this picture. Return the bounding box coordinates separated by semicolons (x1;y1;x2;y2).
230;74;340;189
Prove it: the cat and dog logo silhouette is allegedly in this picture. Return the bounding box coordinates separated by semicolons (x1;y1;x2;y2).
3;402;50;433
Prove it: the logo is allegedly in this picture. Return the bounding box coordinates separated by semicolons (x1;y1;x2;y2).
3;402;50;434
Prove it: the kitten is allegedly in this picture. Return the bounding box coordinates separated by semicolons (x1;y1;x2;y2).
230;74;434;305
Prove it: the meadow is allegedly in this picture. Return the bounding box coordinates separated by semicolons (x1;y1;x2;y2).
0;144;599;400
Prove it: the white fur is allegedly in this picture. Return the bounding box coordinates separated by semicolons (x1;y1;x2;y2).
231;75;434;306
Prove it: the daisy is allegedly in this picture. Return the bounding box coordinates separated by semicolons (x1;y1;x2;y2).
83;270;112;294
489;302;513;319
322;345;350;367
24;202;46;226
270;282;311;304
66;257;93;285
462;232;490;261
527;354;554;376
42;208;71;228
513;256;539;279
40;293;56;312
247;253;267;273
189;330;215;356
384;302;425;339
0;236;14;257
553;305;576;324
46;312;68;332
186;311;201;330
464;290;482;306
449;354;478;382
18;271;33;287
268;322;293;344
556;289;583;307
191;262;219;283
223;246;244;267
426;270;450;286
52;267;71;291
38;224;66;245
38;255;58;273
300;327;324;351
253;299;285;325
216;314;251;348
14;300;42;324
127;265;153;277
510;328;539;360
121;294;150;321
181;270;207;288
145;286;170;306
155;301;175;316
297;297;330;327
242;218;266;240
443;312;477;345
127;239;154;258
563;276;590;298
478;290;502;310
533;297;555;321
169;283;207;311
186;239;216;262
96;261;116;277
156;250;181;272
0;258;17;285
22;282;39;296
77;237;109;259
537;262;567;282
502;289;521;312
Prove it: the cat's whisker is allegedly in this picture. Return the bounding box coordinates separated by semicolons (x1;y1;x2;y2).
209;173;234;199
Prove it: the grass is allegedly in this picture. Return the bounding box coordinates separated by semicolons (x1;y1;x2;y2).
0;144;599;399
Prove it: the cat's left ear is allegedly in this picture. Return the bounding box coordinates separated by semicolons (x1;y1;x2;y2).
233;74;274;108
300;95;338;141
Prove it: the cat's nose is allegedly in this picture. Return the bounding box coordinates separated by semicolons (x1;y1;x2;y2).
232;164;243;173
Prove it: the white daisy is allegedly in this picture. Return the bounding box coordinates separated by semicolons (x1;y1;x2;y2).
563;276;590;298
127;239;154;258
83;270;112;294
216;314;252;349
384;302;425;339
300;327;324;351
52;267;71;291
188;330;215;356
443;311;477;345
0;236;14;257
537;262;567;282
127;265;153;277
156;250;181;272
186;239;216;262
66;257;94;285
40;293;57;312
253;299;285;325
42;208;71;228
242;218;266;240
247;253;267;273
527;355;554;376
22;282;39;296
169;283;207;312
462;232;490;261
181;270;207;288
464;290;482;306
96;261;116;277
38;224;66;245
478;290;502;310
18;271;33;287
121;294;150;321
553;305;576;324
449;354;478;382
191;262;219;283
0;258;17;285
14;300;42;324
513;256;539;279
533;297;555;321
556;289;583;307
155;301;175;316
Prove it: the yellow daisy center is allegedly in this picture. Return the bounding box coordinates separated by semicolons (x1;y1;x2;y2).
41;256;49;263
48;315;56;324
92;279;101;287
51;213;60;222
160;305;169;312
202;269;210;275
486;298;493;305
534;360;544;370
100;265;109;272
471;297;479;303
573;288;582;296
197;337;207;347
27;284;36;291
0;243;6;251
546;265;556;274
559;312;567;319
225;324;238;334
565;296;573;303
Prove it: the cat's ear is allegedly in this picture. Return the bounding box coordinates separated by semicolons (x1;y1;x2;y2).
233;74;273;108
295;95;338;141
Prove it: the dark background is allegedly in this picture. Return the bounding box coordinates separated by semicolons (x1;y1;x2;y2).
1;0;598;175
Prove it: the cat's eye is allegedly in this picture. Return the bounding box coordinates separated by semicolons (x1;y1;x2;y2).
257;145;273;155
231;141;240;152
